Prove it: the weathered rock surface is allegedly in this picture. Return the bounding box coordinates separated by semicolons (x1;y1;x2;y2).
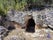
45;8;53;28
0;8;53;40
0;26;8;35
33;8;53;28
6;10;26;25
0;26;9;40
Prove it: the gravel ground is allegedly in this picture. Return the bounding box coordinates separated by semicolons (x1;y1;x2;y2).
4;28;53;40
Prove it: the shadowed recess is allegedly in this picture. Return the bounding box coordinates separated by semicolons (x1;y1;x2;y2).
26;17;35;33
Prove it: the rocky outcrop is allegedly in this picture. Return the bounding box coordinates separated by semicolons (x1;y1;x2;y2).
6;10;26;25
0;26;9;40
6;9;32;27
6;8;53;28
45;8;53;28
0;8;53;40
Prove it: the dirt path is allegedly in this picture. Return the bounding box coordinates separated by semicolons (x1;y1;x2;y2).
4;28;53;40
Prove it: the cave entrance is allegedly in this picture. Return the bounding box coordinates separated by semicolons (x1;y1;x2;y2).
26;17;35;33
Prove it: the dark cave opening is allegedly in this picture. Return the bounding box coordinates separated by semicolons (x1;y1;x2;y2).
26;17;35;33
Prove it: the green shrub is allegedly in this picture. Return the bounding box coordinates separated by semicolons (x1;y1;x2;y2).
0;0;53;15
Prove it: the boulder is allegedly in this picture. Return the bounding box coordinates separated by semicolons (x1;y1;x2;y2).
45;8;53;28
0;26;8;36
6;9;27;25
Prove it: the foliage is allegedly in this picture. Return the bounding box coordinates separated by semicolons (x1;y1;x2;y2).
15;0;27;10
0;0;53;15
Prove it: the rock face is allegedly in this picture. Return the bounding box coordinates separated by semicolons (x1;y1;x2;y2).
45;8;53;28
6;8;53;28
33;8;53;28
6;9;32;27
6;9;27;25
1;8;53;40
